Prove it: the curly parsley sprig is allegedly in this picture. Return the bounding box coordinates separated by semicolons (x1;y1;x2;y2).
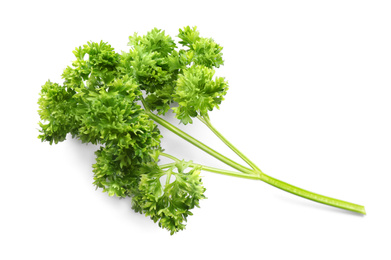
38;26;365;235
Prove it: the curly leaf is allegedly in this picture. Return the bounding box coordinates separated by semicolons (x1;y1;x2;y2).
178;26;201;47
133;160;206;235
178;26;224;68
62;41;122;89
172;65;228;124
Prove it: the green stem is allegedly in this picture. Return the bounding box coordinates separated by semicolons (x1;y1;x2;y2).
146;111;256;176
165;171;172;186
259;173;366;214
198;115;262;172
160;152;365;213
144;102;366;215
160;152;259;180
160;152;180;162
195;165;261;180
159;163;176;169
199;115;365;214
161;151;365;213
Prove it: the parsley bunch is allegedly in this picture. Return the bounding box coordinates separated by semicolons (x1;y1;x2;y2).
38;26;365;235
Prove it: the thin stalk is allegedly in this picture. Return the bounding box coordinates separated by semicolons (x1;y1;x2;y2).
258;173;366;214
199;115;365;214
198;115;262;172
146;110;256;176
193;164;261;180
159;163;176;169
160;153;365;213
160;152;259;180
143;100;365;214
165;171;172;186
160;152;180;162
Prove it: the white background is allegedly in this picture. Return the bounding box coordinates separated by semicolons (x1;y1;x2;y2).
1;0;390;259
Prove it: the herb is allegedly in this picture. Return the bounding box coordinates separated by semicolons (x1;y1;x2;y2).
38;26;366;235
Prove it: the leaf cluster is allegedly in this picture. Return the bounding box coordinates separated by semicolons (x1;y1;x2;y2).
172;65;228;124
38;41;162;200
132;160;206;235
38;28;222;234
122;26;228;123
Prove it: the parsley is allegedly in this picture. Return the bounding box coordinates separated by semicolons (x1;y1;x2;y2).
38;26;366;235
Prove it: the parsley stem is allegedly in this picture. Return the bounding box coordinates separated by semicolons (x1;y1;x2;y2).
160;152;260;180
159;163;176;169
258;173;366;214
144;101;365;214
160;152;180;162
194;165;261;180
165;171;172;186
146;111;256;176
197;115;366;214
198;115;262;172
